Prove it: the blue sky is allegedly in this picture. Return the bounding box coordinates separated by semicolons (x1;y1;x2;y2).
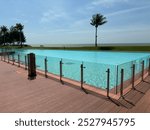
0;0;150;45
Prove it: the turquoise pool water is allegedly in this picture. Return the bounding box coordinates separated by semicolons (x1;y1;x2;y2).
1;49;150;91
16;49;150;65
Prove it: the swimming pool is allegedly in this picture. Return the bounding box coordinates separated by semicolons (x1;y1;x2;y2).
2;49;150;93
14;49;150;65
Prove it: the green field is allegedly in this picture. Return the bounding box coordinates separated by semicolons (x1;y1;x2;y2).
1;45;150;52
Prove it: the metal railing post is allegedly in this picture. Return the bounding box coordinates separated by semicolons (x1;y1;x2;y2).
59;59;63;82
141;60;144;81
44;57;48;78
115;65;118;94
106;69;110;97
80;62;88;94
25;55;27;70
7;53;9;63
80;63;87;90
27;53;36;80
149;58;150;75
81;63;84;89
18;54;20;67
4;54;6;62
132;64;135;89
12;55;14;65
120;69;124;98
1;53;4;61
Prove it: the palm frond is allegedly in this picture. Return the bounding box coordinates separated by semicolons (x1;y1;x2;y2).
90;13;107;27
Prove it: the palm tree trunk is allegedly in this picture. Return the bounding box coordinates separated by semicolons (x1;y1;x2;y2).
19;31;22;47
95;27;98;47
3;35;5;46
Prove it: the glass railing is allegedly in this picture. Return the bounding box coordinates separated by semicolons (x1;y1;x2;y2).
1;50;150;97
83;61;116;90
61;58;81;82
116;56;150;94
34;55;117;91
117;61;133;89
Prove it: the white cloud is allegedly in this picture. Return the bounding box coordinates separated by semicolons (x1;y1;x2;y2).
77;0;129;15
11;18;29;24
92;0;129;6
102;24;150;33
40;9;68;23
71;19;89;28
101;29;150;43
106;5;150;17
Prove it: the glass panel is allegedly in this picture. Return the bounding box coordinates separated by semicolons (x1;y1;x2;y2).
47;56;61;75
83;62;116;90
117;55;150;93
13;52;19;62
117;61;133;89
35;55;45;71
62;58;82;81
13;52;26;65
143;56;149;73
19;53;26;65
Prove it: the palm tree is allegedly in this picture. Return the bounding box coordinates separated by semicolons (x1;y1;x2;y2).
0;30;2;45
0;26;8;46
90;13;107;47
15;23;24;47
9;26;17;45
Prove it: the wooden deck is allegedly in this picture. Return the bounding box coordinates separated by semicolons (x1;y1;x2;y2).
0;61;150;113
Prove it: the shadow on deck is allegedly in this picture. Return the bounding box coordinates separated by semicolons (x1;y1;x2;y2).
115;80;150;109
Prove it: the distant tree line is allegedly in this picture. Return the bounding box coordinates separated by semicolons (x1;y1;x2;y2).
0;23;26;47
0;13;107;48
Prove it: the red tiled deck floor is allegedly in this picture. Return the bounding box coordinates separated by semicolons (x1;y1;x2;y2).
0;61;150;113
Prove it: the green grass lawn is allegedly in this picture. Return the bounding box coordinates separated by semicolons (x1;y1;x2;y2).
1;45;150;52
